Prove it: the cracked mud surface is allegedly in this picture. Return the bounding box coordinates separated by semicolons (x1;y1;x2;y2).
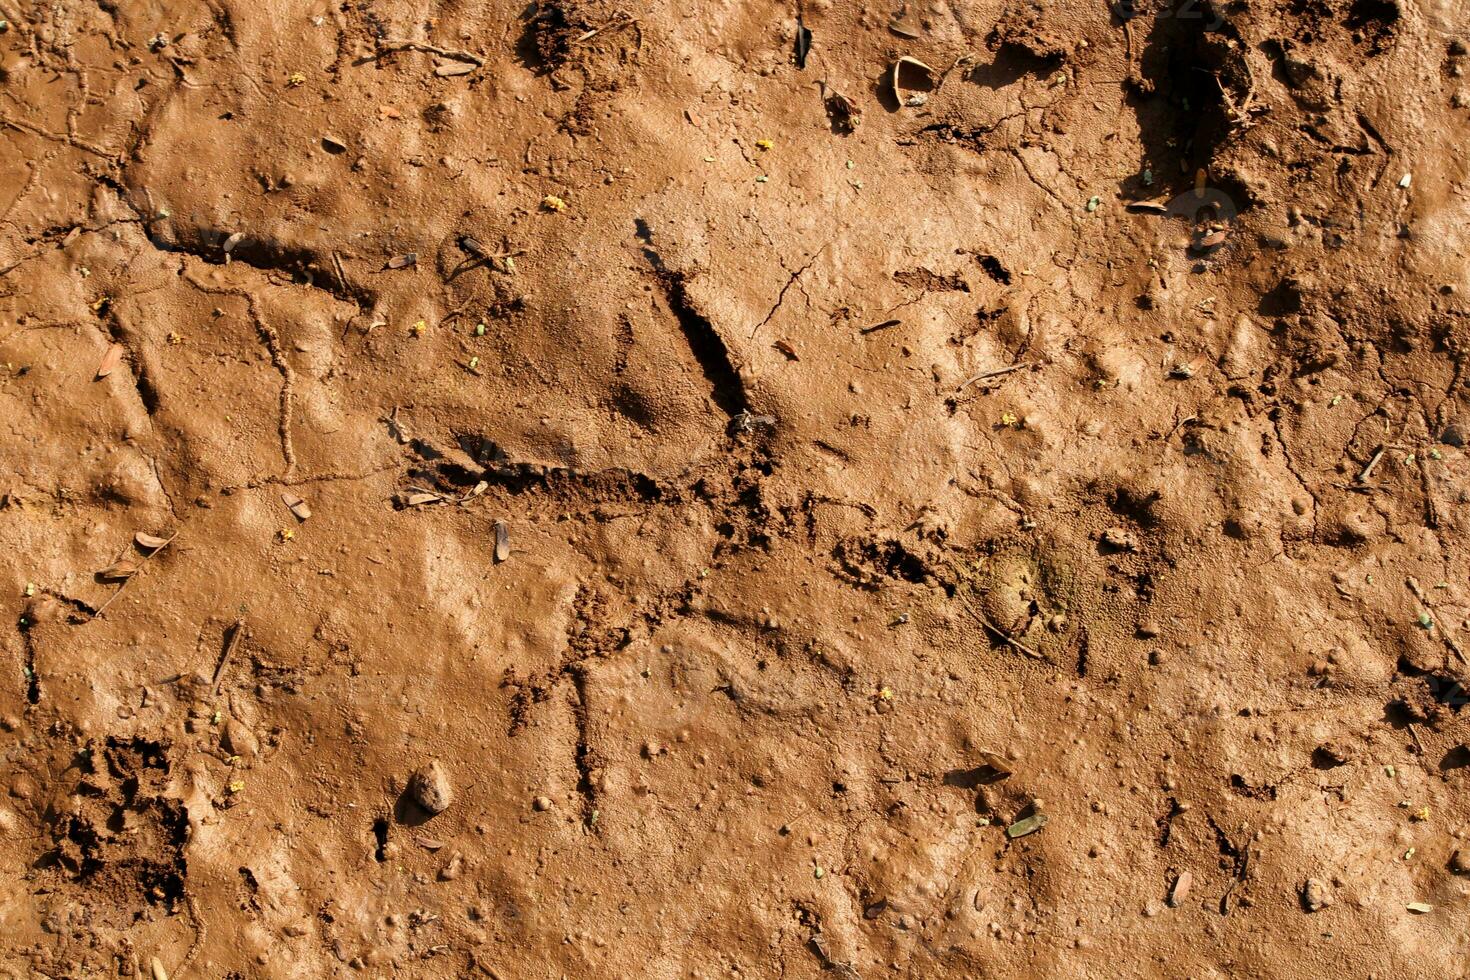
3;0;1470;976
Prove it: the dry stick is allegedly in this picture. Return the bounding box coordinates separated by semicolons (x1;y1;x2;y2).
94;532;178;617
1356;444;1386;483
331;250;349;294
1406;576;1467;663
1407;722;1426;756
376;39;484;65
957;362;1035;391
955;592;1042;658
213;618;245;692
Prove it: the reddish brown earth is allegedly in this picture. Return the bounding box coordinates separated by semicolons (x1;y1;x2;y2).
3;0;1470;976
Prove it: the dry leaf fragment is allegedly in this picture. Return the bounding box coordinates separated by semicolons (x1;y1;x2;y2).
281;493;312;521
98;560;139;581
1006;812;1048;838
1195;230;1228;249
1126;198;1170;213
387;253;418;270
975;751;1013;780
823;86;862;133
494;520;510;562
135;532;172;550
222;232;244;254
1407;902;1433;914
416;837;447;850
794;18;812;69
774;339;800;361
96;344;124;379
406;492;443;507
888;15;923;38
435;62;476;77
1168;871;1193;907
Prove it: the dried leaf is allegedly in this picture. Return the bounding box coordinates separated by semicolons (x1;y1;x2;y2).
386;253;418;270
434;62;476;77
461;235;489;258
406;492;443;507
1126;198;1170;213
774;339;800;361
494;520;510;563
1407;902;1433;914
823;87;862;134
96;344;124;379
1168;871;1193;907
416;837;447;851
98;560;140;581
1005;812;1048;839
281;492;312;521
135;532;172;550
794;20;812;69
975;751;1013;780
888;15;923;38
1195;230;1228;249
222;232;244;254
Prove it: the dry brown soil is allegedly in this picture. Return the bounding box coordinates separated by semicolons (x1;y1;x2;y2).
3;0;1470;976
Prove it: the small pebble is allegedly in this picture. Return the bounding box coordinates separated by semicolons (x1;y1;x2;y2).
1101;527;1139;551
407;761;453;815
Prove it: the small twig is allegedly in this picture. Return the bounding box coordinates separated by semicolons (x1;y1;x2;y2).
860;319;901;335
213;618;245;692
374;40;484;66
1407;576;1466;663
1356;444;1386;484
1165;414;1198;443
331;250;349;294
1407;722;1426;756
94;532;178;618
957;362;1036;391
574;14;637;43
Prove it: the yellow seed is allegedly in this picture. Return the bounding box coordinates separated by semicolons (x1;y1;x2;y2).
878;686;893;700
410;319;427;337
286;71;307;87
1001;411;1018;426
228;780;245;793
755;139;774;150
541;195;567;212
278;528;294;542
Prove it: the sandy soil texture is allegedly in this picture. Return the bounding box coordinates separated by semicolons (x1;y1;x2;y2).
3;0;1470;975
